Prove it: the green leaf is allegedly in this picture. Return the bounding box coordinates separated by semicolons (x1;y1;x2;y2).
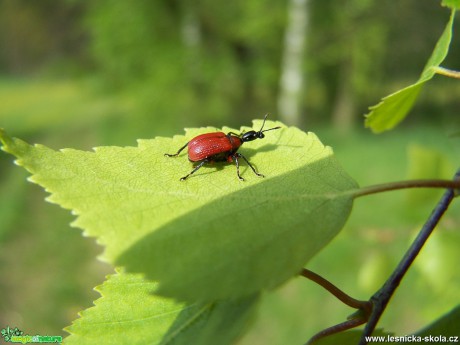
364;82;424;133
365;9;456;133
415;305;460;337
0;121;357;301
64;270;259;345
442;0;460;9
312;329;391;345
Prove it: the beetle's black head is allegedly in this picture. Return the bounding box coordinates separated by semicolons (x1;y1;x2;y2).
241;114;281;142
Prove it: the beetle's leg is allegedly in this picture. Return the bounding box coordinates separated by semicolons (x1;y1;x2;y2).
232;154;245;181
235;153;265;178
164;142;189;157
180;159;208;181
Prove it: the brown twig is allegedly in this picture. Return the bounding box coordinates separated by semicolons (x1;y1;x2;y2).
301;268;372;343
358;169;460;344
304;171;460;344
300;269;369;311
353;179;460;199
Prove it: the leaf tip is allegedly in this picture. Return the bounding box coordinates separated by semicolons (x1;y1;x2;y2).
441;0;460;10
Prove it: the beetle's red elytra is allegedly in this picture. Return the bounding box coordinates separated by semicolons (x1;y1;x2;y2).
164;114;281;181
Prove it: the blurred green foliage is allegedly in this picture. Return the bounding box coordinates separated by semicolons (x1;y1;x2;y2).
84;0;288;131
0;0;459;343
1;0;457;134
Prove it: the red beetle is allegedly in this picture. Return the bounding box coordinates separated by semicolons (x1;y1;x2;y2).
165;114;281;181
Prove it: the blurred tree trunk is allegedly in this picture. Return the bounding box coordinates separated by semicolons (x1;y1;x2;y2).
181;5;202;83
180;4;203;125
278;0;309;126
331;59;355;134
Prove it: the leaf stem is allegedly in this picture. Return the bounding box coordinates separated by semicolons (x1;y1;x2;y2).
300;268;369;311
301;268;372;344
358;169;460;345
353;179;460;199
433;66;460;79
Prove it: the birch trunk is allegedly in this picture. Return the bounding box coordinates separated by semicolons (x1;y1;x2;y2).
278;0;309;126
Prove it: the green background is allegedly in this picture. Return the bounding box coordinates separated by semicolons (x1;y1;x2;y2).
0;1;459;344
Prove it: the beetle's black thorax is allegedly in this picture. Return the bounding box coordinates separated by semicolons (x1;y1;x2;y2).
226;134;243;154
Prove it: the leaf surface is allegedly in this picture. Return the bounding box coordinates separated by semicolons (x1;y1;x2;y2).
64;270;259;345
0;121;357;301
364;10;456;133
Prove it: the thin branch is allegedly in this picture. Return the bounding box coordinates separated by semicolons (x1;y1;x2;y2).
358;169;460;345
300;268;370;311
353;179;460;199
301;268;372;344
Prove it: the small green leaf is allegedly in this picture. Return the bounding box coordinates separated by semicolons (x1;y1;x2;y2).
365;9;456;133
442;0;460;9
0;122;357;301
364;82;424;133
64;270;259;345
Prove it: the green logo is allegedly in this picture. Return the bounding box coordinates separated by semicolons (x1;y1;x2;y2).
1;326;62;344
1;327;23;342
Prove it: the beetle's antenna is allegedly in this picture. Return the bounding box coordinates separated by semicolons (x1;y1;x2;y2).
262;126;281;133
258;114;269;132
258;114;281;134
